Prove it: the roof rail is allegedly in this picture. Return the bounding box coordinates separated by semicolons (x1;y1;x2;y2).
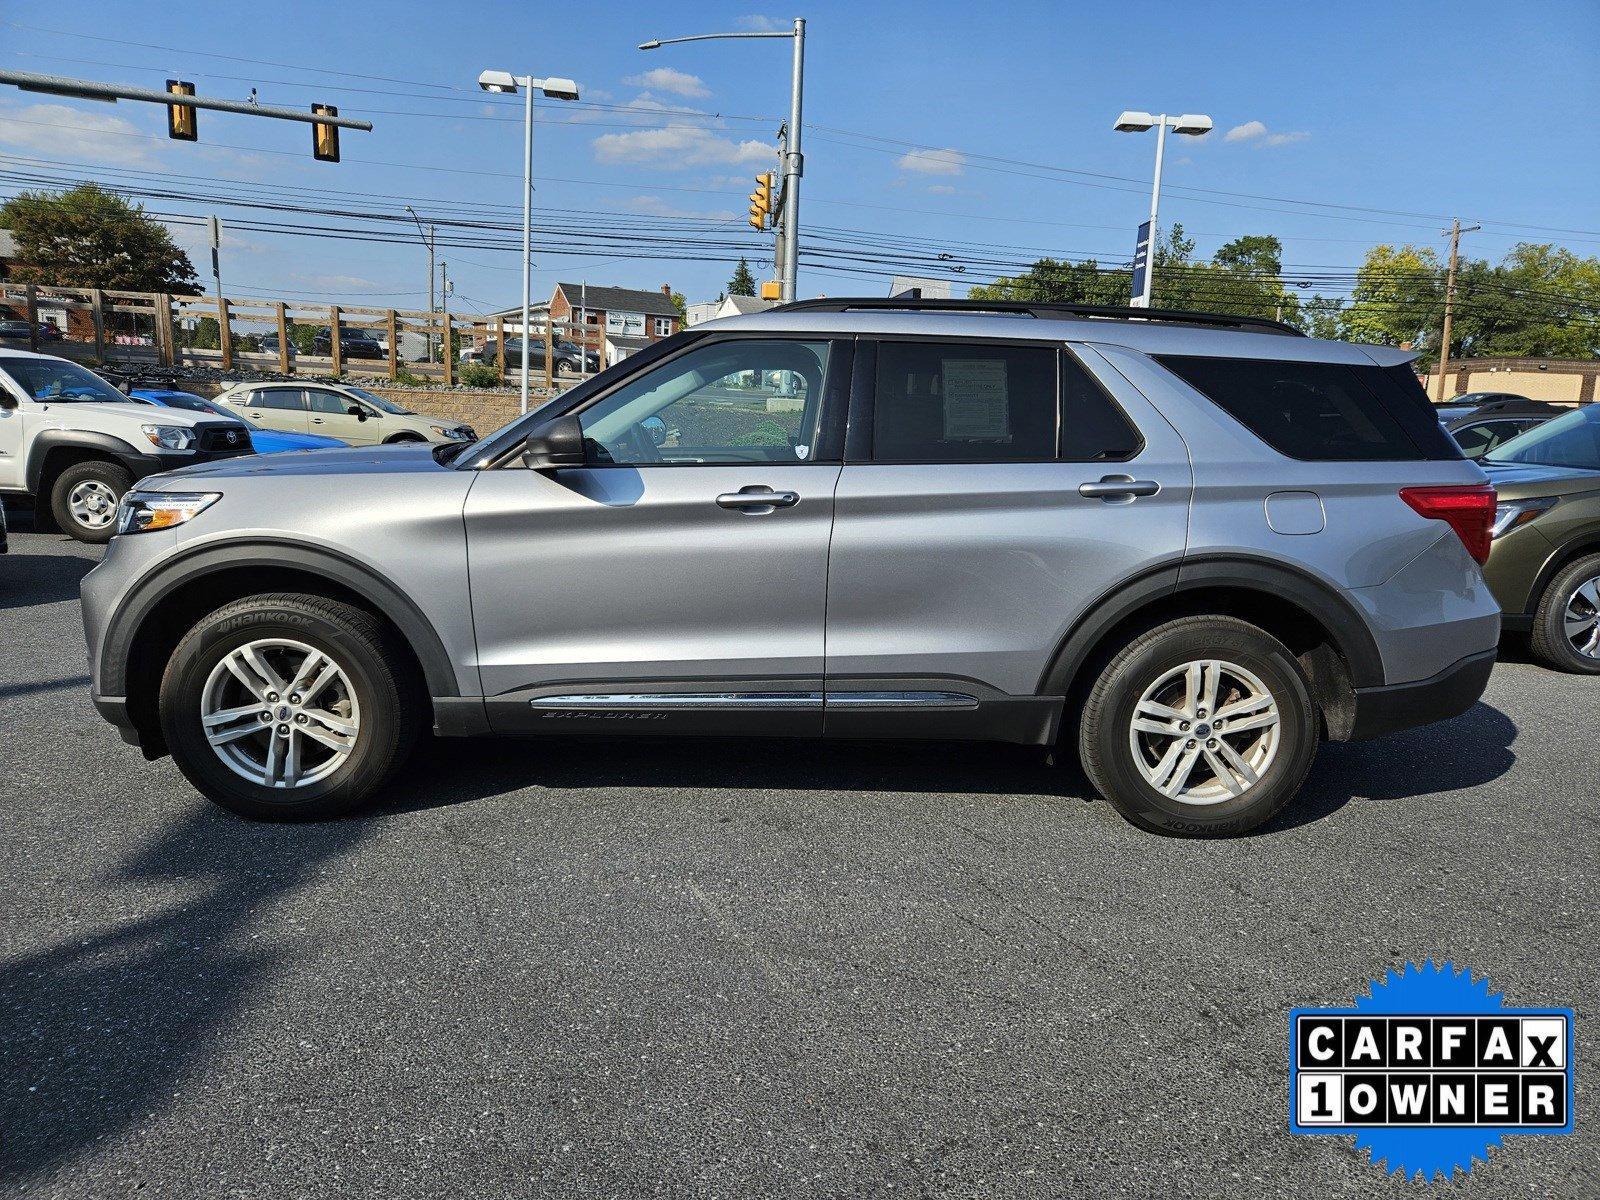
771;296;1305;336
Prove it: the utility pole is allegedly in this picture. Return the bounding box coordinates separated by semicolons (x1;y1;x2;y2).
439;260;451;360
1434;218;1481;401
405;206;436;361
207;215;222;297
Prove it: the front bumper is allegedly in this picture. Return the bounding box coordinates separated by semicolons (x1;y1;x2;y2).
1347;648;1497;741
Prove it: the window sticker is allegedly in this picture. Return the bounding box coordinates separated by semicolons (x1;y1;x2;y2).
942;358;1010;440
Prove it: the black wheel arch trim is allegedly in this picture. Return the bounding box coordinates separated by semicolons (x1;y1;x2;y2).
1037;553;1385;696
98;537;461;700
1524;533;1600;617
26;429;146;493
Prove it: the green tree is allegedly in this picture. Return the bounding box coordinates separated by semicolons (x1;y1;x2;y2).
968;256;1129;305
670;290;688;322
1450;244;1600;360
1337;244;1444;360
727;257;757;297
1300;294;1344;341
0;184;198;293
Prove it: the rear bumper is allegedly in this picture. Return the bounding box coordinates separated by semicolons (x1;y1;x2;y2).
1347;648;1497;741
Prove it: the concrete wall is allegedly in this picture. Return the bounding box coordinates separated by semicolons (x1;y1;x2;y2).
371;387;527;435
1421;358;1598;405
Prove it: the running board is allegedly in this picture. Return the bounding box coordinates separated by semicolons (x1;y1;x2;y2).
527;691;978;711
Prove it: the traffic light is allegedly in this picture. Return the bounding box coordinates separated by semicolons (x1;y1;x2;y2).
166;80;197;141
748;172;773;230
312;103;341;162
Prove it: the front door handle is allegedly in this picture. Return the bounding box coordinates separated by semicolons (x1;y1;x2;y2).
1079;474;1160;501
716;487;800;511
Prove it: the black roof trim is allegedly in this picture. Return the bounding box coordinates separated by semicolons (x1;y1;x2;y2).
772;296;1305;336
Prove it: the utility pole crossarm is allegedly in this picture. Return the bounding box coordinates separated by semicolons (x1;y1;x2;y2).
0;69;374;129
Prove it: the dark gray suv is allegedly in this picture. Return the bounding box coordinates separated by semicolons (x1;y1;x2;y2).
82;299;1500;835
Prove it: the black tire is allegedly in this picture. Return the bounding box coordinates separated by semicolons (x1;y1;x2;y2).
1077;615;1319;837
158;593;423;821
385;433;425;444
1529;553;1600;674
50;459;131;544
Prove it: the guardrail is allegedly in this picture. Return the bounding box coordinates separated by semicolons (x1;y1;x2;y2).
0;282;602;389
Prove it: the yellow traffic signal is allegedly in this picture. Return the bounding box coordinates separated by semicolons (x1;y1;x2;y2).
748;172;773;230
312;103;341;162
166;80;197;141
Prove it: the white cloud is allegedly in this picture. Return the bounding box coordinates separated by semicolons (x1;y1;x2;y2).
897;147;965;176
1224;120;1309;147
593;123;771;168
0;102;158;166
736;15;787;31
622;67;711;99
291;272;379;289
926;184;957;195
616;195;737;222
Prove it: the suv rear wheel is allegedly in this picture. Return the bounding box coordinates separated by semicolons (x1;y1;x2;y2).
159;593;421;820
50;459;131;544
1530;553;1600;674
1078;616;1318;837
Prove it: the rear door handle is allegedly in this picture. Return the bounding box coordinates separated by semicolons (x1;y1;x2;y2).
1079;475;1160;500
716;487;800;511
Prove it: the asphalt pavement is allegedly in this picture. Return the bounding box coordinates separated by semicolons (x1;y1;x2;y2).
1;518;1594;1198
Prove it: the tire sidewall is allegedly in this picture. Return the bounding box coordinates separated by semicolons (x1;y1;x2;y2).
160;604;398;819
1535;557;1600;675
51;461;130;544
1087;625;1318;836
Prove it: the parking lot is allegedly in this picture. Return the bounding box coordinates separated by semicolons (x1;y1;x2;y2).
1;519;1594;1198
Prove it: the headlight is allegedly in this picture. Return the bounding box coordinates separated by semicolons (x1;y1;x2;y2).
1490;496;1558;539
429;424;471;440
141;424;195;452
115;491;220;535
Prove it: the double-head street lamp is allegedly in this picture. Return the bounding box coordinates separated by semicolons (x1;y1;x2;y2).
639;19;806;302
478;69;581;413
1113;110;1212;308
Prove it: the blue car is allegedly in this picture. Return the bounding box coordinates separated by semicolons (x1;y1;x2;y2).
129;389;348;453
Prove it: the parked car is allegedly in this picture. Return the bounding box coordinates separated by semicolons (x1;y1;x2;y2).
82;298;1500;832
311;327;385;359
130;388;347;454
466;336;598;375
0;350;254;542
0;318;37;341
1477;405;1600;673
214;381;474;445
252;332;297;358
1447;411;1556;460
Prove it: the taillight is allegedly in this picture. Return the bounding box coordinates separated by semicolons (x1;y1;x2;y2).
1399;484;1497;565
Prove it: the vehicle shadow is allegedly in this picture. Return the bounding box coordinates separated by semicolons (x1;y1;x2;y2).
0;809;371;1183
378;697;1519;834
0;552;98;611
1263;700;1518;833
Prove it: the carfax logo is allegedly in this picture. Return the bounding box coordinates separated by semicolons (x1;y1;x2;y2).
1289;961;1574;1181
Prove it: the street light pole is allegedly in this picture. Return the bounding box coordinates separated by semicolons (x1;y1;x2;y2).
1113;110;1212;308
479;69;580;414
640;19;807;301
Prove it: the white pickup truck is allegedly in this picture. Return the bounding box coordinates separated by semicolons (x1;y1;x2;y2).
0;350;255;543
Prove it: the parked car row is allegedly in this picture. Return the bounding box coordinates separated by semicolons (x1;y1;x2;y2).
0;352;472;542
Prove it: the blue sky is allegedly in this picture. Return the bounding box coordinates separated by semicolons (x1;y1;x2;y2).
1;0;1596;315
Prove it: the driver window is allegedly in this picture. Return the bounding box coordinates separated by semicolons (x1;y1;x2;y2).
579;339;830;465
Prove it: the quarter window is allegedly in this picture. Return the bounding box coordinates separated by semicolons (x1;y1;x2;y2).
579;338;831;465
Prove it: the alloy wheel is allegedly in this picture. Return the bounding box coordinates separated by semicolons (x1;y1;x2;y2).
199;638;361;789
1128;659;1281;805
1563;576;1600;659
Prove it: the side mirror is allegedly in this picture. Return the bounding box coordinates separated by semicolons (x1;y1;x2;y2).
521;413;586;470
347;405;368;421
640;415;668;446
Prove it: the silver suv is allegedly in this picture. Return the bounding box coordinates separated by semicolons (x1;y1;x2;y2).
82;299;1500;835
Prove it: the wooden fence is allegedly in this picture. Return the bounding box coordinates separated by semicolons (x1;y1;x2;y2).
0;282;601;389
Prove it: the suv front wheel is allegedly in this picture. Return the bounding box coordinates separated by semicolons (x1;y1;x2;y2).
1078;616;1318;837
159;593;421;820
1530;553;1600;674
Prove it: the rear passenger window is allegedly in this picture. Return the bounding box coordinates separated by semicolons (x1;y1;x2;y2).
1157;356;1462;462
873;342;1056;463
247;389;304;412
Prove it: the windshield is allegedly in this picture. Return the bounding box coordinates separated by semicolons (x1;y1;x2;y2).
1485;406;1600;471
342;385;412;415
0;358;128;404
152;392;229;417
